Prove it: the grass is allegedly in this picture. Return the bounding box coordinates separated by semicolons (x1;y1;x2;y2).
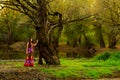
38;51;120;78
38;59;112;79
0;51;120;79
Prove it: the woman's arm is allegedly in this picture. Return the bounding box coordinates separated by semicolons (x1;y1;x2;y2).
33;40;38;46
26;42;29;54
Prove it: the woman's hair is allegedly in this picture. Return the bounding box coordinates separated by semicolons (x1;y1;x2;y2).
28;38;32;48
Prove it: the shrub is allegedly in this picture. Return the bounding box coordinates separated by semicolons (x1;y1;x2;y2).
93;51;120;61
94;52;111;61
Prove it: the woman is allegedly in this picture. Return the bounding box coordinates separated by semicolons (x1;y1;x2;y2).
24;38;38;67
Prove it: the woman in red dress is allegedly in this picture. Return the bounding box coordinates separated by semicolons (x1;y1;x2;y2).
24;38;38;67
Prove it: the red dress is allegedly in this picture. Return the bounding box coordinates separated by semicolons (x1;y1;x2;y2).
24;56;34;67
24;47;34;67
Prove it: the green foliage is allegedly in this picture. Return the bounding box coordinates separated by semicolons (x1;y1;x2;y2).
84;51;120;67
93;51;120;62
94;52;111;61
64;24;77;40
63;22;97;47
64;22;82;45
0;8;36;43
13;26;36;41
59;31;67;44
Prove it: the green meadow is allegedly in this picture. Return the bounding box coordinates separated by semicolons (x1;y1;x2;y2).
0;51;120;79
38;51;120;79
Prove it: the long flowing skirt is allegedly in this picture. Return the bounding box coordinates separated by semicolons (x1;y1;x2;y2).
24;56;34;67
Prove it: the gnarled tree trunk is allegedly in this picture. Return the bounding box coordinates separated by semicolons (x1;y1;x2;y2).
35;0;62;65
36;29;60;65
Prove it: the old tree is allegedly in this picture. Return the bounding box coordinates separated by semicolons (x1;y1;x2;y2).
0;0;63;65
0;0;94;65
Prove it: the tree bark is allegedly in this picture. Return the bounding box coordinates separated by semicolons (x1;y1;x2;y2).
36;29;60;65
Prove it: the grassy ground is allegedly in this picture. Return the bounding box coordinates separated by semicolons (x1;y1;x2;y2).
0;51;120;79
38;58;120;79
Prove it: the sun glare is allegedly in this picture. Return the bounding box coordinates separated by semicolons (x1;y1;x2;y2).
0;4;4;9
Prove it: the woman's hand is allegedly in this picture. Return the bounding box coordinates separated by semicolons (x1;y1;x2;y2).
36;40;38;43
34;39;38;46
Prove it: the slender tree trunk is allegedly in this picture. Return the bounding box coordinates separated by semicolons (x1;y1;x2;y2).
78;34;82;45
98;26;105;48
94;23;105;48
67;41;70;45
83;33;92;49
99;34;105;48
108;30;118;48
73;39;78;48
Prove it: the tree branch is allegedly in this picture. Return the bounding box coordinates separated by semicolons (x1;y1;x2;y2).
24;0;37;10
2;6;24;14
63;14;93;24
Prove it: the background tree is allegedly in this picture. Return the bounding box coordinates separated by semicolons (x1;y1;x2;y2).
93;20;106;48
62;0;96;48
0;8;36;44
99;0;120;48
